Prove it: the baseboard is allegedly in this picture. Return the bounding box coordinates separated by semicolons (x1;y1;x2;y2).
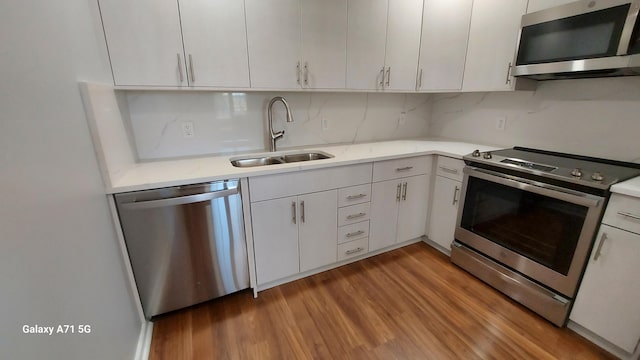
422;237;451;256
567;321;637;360
134;320;153;360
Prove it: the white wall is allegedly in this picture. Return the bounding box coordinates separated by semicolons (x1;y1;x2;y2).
0;1;141;359
126;91;432;160
429;77;640;162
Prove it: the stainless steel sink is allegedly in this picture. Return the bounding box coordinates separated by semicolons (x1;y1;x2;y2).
230;151;333;168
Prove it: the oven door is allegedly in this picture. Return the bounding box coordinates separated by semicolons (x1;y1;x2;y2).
454;167;605;297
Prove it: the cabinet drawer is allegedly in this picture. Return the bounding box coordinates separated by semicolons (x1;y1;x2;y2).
603;194;640;235
249;163;372;202
338;220;370;244
337;237;369;261
435;156;464;182
338;184;372;207
338;202;371;227
372;156;432;182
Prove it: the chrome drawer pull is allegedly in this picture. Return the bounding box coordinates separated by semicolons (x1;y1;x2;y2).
345;247;365;255
439;166;459;174
301;201;305;223
452;186;460;206
292;202;296;224
593;233;608;261
347;194;367;200
346;230;365;238
402;182;407;201
177;53;184;82
617;211;640;220
396;166;414;172
347;213;366;220
396;183;401;201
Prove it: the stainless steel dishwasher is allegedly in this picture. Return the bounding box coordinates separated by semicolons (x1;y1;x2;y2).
114;179;249;319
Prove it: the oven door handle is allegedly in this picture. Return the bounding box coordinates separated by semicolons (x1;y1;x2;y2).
465;167;602;208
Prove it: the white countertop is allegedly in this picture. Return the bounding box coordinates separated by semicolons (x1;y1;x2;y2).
107;139;497;193
611;176;640;198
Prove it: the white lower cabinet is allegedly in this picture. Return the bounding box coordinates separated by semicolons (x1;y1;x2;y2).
252;190;337;285
370;174;430;251
428;175;462;251
571;222;640;353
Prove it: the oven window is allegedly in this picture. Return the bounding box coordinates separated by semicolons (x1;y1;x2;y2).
516;4;630;65
460;177;588;275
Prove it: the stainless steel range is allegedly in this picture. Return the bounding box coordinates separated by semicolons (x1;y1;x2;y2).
451;147;640;326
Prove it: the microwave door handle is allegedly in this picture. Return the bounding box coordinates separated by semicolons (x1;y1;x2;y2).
465;167;602;208
120;188;239;210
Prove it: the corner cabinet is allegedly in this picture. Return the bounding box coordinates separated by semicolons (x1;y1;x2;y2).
462;0;528;92
99;0;250;87
370;156;432;251
245;0;347;89
427;156;465;252
570;194;640;355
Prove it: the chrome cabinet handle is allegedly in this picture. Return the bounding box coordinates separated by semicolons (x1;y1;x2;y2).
417;68;423;89
593;232;608;261
380;67;385;88
396;183;402;201
177;53;184;83
396;166;413;172
402;182;408;201
439;166;459;174
345;247;365;255
303;62;309;86
617;211;640;220
296;61;301;85
347;212;366;220
301;201;305;223
292;202;296;224
452;186;460;206
188;54;195;83
505;62;512;85
385;67;391;87
346;230;365;238
347;194;367;200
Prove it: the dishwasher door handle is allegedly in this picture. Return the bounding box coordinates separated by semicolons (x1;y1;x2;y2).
121;187;239;210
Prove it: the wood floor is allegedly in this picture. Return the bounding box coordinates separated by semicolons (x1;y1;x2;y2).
149;242;615;360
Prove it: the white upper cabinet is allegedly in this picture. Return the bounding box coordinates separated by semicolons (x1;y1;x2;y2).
346;0;388;90
417;0;473;91
99;0;186;86
246;0;347;89
462;0;528;92
301;0;348;89
245;0;302;89
526;0;577;13
346;0;423;91
383;0;424;91
179;0;250;87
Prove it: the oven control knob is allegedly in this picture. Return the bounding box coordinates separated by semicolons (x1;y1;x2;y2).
570;168;583;177
483;152;492;159
472;149;481;157
591;172;604;181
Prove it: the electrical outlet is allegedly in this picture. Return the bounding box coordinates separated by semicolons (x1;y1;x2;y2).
182;121;195;138
495;116;507;131
322;117;329;131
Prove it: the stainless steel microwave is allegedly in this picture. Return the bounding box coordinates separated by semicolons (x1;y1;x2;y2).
512;0;640;80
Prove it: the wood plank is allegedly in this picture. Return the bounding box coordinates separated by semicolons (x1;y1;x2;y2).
149;243;616;360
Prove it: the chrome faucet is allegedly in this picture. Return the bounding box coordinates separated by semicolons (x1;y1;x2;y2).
267;96;294;152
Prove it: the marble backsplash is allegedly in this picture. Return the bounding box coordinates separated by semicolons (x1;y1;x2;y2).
126;91;432;160
429;77;640;163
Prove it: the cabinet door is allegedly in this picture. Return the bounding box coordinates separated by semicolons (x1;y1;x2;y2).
462;0;527;91
299;190;338;272
370;179;400;251
346;0;388;90
245;0;301;89
301;0;347;89
397;175;430;242
179;0;250;87
428;175;461;251
571;225;640;353
384;0;424;91
417;0;473;91
99;0;186;86
251;197;299;285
